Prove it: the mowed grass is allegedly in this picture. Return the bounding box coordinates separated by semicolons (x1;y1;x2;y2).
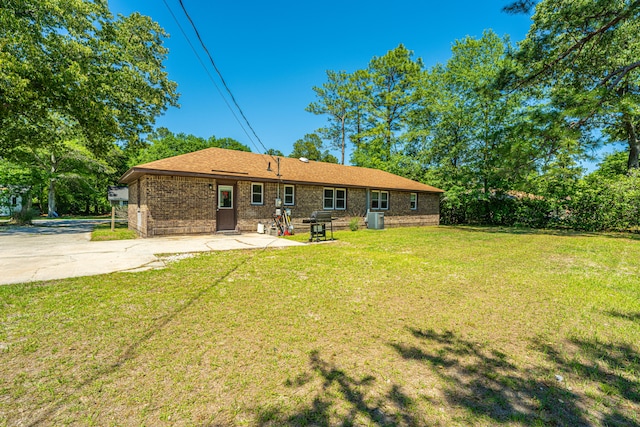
90;222;137;241
1;227;639;426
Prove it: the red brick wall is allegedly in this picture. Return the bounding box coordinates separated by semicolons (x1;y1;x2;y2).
129;175;217;237
236;185;440;232
129;174;440;236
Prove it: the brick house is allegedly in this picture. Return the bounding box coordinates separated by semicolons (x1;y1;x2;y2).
119;147;443;237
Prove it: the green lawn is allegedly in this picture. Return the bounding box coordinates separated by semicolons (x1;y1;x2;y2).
1;227;639;426
90;222;137;241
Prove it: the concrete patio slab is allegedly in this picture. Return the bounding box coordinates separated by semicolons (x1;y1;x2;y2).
0;220;304;285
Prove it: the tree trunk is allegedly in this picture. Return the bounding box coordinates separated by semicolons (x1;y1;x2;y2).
626;118;639;169
47;152;57;217
629;142;639;170
21;192;31;214
340;115;346;165
47;178;56;217
17;189;33;225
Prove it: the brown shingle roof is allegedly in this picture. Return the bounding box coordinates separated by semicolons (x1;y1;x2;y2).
119;147;443;193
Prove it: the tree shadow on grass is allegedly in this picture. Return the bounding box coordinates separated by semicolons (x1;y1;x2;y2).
253;327;640;426
605;309;640;323
24;252;256;426
390;327;640;426
533;336;640;427
254;350;423;426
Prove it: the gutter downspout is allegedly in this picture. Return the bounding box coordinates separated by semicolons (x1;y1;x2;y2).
365;188;370;225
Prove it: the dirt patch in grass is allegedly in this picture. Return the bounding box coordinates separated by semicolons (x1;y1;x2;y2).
1;227;639;425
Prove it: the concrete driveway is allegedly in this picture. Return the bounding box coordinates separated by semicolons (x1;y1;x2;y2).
0;220;304;285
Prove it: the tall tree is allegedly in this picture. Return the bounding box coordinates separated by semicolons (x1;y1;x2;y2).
0;0;179;155
7;111;112;217
42;141;112;217
1;0;179;219
423;31;536;193
347;69;372;154
506;0;640;168
306;70;352;165
129;128;250;166
352;44;424;169
289;133;338;163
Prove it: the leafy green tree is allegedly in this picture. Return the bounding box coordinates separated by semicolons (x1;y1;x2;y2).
0;156;39;221
307;70;352;165
346;69;372;153
591;150;629;178
63;144;126;215
129;128;250;166
1;1;179;220
289;134;338;163
215;137;252;152
0;0;179;156
423;31;534;193
421;30;594;227
10;133;113;217
265;148;284;157
307;68;375;166
507;0;640;169
306;46;425;172
352;44;424;169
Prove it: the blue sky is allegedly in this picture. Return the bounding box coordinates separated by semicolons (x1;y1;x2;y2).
108;1;535;159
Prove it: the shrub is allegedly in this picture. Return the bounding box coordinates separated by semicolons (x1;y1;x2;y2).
440;189;553;228
567;171;640;231
349;217;360;231
10;208;36;225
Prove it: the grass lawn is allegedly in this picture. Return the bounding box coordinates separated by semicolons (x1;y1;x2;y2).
90;222;137;241
1;226;639;426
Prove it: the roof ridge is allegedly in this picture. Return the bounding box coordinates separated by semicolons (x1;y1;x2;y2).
121;146;444;193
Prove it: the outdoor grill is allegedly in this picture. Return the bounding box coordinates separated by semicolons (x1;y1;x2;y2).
302;210;335;242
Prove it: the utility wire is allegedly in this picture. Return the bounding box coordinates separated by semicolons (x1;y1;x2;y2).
160;0;262;156
161;0;276;172
176;0;277;164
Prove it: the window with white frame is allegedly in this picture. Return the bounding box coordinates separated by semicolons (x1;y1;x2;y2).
371;190;389;210
323;187;346;210
251;183;264;205
380;191;388;209
284;185;295;205
323;188;334;210
410;193;417;210
335;188;346;210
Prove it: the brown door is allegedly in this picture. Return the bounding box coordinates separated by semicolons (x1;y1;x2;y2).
216;184;236;231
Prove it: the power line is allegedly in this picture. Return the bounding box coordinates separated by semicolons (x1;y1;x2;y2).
160;0;272;166
176;0;276;162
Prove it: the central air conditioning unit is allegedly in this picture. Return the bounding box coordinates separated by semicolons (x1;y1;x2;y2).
367;212;385;229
